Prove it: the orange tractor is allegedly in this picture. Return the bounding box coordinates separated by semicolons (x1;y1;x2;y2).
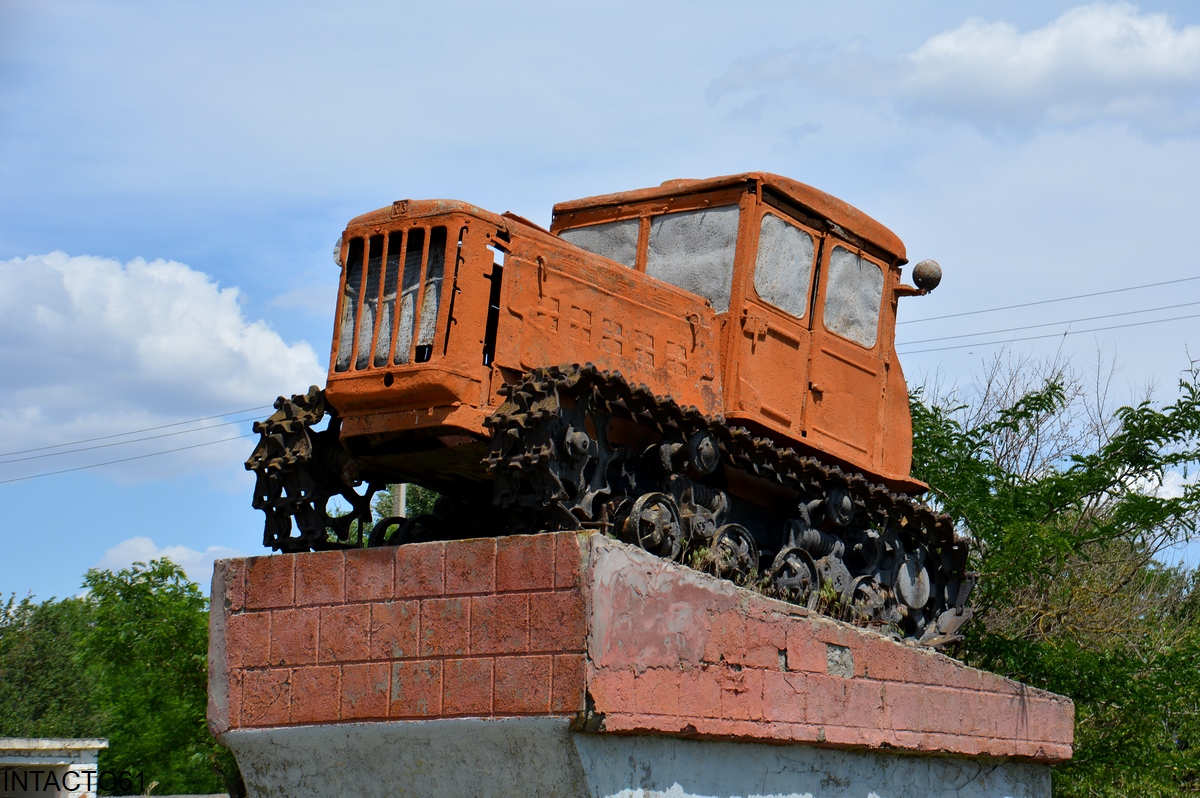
248;173;973;645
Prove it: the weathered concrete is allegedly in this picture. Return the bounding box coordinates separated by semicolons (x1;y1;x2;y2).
223;717;1050;798
0;738;107;798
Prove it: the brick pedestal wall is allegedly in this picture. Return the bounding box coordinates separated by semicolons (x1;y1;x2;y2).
209;531;1073;764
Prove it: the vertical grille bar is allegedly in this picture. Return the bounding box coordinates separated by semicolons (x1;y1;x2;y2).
395;227;425;365
334;237;364;372
375;231;403;367
355;235;385;369
415;226;447;361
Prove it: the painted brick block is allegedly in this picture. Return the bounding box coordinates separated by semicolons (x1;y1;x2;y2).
445;537;495;595
225;611;269;670
295;551;343;606
346;547;394;602
318;604;369;664
269;608;317;667
369;600;418;661
341;662;389;721
291;666;340;725
551;654;586;714
241;668;290;727
390;659;442;718
442;657;493;716
497;533;555;592
420;597;468;657
471;593;528;655
395;540;444;598
495;655;551;714
245;554;294;610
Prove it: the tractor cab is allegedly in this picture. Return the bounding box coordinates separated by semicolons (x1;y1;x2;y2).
551;172;930;489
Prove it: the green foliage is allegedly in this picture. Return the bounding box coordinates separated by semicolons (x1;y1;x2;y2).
373;483;441;520
0;595;97;737
911;362;1200;796
0;560;242;796
81;559;239;795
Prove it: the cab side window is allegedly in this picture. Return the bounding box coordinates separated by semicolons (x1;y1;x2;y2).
558;218;640;268
646;206;740;313
823;246;884;348
754;212;816;319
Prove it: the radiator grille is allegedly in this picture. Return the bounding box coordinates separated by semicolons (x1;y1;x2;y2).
334;226;450;373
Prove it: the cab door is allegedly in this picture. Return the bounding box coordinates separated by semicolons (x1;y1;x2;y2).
803;244;889;471
735;210;821;432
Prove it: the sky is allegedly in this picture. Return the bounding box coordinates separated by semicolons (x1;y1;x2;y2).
4;0;1200;599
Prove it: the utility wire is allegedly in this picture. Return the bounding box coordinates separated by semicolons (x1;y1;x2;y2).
0;434;257;485
898;275;1200;326
0;405;273;458
898;310;1200;355
898;299;1200;347
0;415;263;465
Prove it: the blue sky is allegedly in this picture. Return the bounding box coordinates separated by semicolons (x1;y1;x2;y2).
4;1;1200;599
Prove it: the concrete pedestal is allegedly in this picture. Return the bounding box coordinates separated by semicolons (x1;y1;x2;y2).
208;532;1073;798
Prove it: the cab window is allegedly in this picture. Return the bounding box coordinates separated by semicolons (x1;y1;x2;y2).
823;246;884;348
558;218;639;268
646;206;739;313
754;212;815;319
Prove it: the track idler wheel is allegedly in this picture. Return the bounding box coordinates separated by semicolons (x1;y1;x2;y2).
709;524;757;581
769;546;819;605
623;492;684;561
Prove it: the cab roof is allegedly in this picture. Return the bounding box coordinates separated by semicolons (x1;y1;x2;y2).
552;172;906;263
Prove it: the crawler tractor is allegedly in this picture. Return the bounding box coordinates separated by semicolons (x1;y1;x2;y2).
247;173;974;646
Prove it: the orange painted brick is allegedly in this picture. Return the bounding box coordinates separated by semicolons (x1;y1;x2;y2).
702;613;746;665
445;538;496;595
269;607;318;666
590;666;635;710
341;662;390;721
495;655;551;714
369;600;419;661
295;552;343;606
346;547;394;602
390;659;442;718
496;534;555;592
471;594;528;655
395;540;444;598
785;621;828;674
676;665;722;719
224;670;243;733
420;597;468;657
226;611;270;669
842;679;885;728
634;668;681;716
319;604;370;663
291;665;340;725
442;657;494;716
554;532;582;589
741;617;787;670
245;554;294;610
551;654;585;714
803;672;851;728
241;668;290;727
720;668;764;721
529;591;585;652
762;670;805;724
219;559;247;613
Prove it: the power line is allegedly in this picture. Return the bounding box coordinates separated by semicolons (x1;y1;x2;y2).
898;275;1200;326
898;299;1200;347
898;310;1200;356
0;405;272;458
0;415;264;465
0;434;256;485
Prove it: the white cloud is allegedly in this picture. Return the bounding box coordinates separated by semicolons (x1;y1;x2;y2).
711;3;1200;135
0;252;325;481
900;3;1200;131
95;536;246;594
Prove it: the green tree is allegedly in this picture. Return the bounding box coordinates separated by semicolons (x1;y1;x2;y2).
0;559;243;796
912;355;1200;796
0;594;97;737
80;559;240;795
